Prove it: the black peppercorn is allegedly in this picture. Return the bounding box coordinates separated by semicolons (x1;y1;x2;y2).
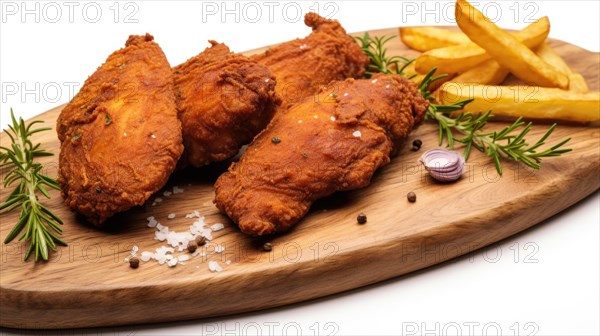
263;242;273;252
271;137;281;144
357;213;367;224
407;191;417;202
129;257;139;269
411;139;422;151
196;236;207;246
187;240;198;253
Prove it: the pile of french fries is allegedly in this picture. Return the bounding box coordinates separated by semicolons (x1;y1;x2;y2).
400;0;599;123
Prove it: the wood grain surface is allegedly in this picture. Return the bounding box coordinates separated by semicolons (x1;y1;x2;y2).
1;28;599;329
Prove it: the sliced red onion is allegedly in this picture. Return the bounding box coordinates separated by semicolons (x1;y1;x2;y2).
420;148;465;182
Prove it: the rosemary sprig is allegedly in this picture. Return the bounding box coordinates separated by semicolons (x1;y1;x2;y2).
354;33;413;78
1;109;66;261
355;33;571;175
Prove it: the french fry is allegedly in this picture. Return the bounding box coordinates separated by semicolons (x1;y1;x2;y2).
415;16;550;75
535;43;589;92
450;59;509;85
437;82;600;123
399;27;471;51
567;73;590;93
455;0;569;89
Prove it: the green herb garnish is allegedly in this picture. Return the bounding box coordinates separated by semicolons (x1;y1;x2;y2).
1;109;66;261
354;33;571;175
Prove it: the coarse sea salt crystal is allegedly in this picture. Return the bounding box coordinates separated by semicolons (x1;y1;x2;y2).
178;254;190;262
167;213;176;219
147;216;158;228
173;186;184;194
352;130;362;138
131;245;139;256
186;210;201;219
140;251;154;262
208;261;223;272
210;223;225;231
200;229;213;241
215;245;225;253
167;257;178;267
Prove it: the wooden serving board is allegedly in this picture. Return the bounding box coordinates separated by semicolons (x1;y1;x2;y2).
1;28;598;329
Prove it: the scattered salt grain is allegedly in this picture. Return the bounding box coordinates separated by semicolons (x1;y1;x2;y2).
313;115;318;119
215;245;225;253
226;260;232;265
265;78;270;83
298;120;303;124
343;92;349;97
173;186;184;194
155;197;163;203
185;210;201;219
208;261;223;272
140;251;154;262
352;130;362;138
330;116;336;122
147;216;158;228
385;84;390;89
210;223;225;231
163;190;172;197
299;44;308;49
131;245;139;256
151;134;156;139
371;79;378;84
167;213;176;219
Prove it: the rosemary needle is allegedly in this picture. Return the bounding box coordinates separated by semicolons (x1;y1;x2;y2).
1;109;66;261
354;33;571;175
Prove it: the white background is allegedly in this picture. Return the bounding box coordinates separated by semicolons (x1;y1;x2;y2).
0;1;598;335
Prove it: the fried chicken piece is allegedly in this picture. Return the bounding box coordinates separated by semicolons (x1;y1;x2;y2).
57;34;183;225
251;12;369;107
174;41;279;167
214;74;429;235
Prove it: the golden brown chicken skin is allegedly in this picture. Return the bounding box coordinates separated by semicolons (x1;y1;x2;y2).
251;12;369;107
214;74;429;235
57;34;183;225
174;41;279;167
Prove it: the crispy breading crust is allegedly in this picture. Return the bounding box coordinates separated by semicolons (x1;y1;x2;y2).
57;34;183;225
251;12;370;107
174;41;279;167
214;74;429;235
